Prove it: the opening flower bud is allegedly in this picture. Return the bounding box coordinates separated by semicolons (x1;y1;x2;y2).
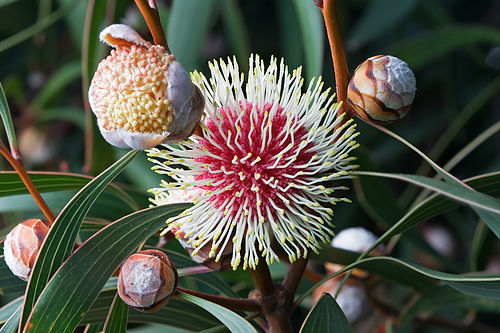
118;249;178;312
89;24;204;150
3;219;50;281
347;55;416;123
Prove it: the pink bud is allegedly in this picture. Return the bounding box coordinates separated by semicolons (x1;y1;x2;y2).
3;219;50;281
118;249;178;312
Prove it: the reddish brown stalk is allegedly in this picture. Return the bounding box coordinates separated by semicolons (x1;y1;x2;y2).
134;0;169;50
177;287;260;312
319;0;350;129
0;141;55;224
249;261;292;333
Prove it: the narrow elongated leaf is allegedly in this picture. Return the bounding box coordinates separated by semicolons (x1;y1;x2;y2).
400;285;500;324
103;294;128;333
352;171;500;236
83;289;219;330
0;83;18;155
371;122;500;233
292;0;323;80
0;256;26;298
0;304;20;333
25;203;190;333
348;0;418;50
300;294;352;333
221;0;250;68
20;150;140;330
31;60;81;109
372;172;500;244
167;0;218;71
315;247;434;291
390;26;500;69
0;297;23;324
0;171;139;210
178;292;257;333
300;255;500;306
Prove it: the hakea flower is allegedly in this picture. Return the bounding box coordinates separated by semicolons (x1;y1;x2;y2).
89;24;204;150
147;55;360;270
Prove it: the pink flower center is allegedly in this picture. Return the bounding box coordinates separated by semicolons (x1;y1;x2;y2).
195;101;315;219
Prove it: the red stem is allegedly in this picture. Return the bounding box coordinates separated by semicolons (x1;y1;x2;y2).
134;0;169;50
320;0;350;129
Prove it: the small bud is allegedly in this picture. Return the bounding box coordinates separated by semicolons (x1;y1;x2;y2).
89;24;204;150
3;219;50;281
347;55;416;123
118;249;178;312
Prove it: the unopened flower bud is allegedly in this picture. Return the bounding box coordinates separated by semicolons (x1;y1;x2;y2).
348;55;416;123
3;219;50;281
89;24;204;150
118;249;178;312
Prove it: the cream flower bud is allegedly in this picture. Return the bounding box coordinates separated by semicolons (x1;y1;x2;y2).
89;24;204;150
118;249;178;312
3;219;50;281
348;55;416;123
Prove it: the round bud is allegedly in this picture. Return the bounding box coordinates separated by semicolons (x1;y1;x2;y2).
118;249;178;312
347;55;416;123
3;219;50;281
89;24;204;150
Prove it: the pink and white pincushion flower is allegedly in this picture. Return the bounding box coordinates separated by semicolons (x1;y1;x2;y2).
89;24;204;150
148;55;359;270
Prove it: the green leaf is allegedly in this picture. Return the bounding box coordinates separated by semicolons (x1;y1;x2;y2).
0;304;20;333
25;203;190;333
390;26;500;69
400;285;500;324
352;171;500;236
300;293;352;333
300;255;500;306
0;82;18;156
178;292;257;333
0;0;77;53
347;0;418;50
220;0;250;69
363;172;500;251
0;297;23;324
314;247;434;291
167;0;218;71
292;0;323;81
103;294;128;333
38;107;86;130
31;60;81;109
20;150;140;331
0;256;26;298
0;171;140;210
0;0;18;8
83;286;220;330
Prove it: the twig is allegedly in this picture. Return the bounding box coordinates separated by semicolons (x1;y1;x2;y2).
318;0;350;129
134;0;168;50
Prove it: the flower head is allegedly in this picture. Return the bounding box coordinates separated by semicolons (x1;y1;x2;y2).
148;55;359;270
89;24;203;150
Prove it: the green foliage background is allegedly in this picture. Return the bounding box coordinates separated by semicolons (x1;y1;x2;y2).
0;0;499;332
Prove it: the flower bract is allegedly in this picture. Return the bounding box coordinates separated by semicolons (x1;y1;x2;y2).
148;55;359;270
